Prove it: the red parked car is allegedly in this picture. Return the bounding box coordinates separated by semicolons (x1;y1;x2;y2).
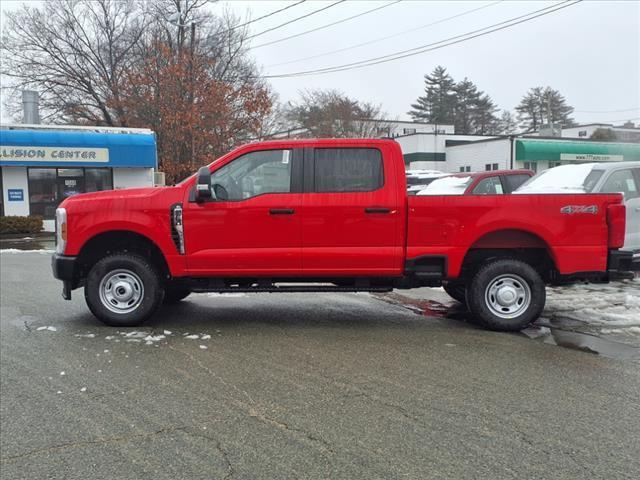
52;139;631;331
416;170;534;196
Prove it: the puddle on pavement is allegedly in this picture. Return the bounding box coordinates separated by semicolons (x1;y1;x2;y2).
543;329;640;361
376;292;640;362
0;236;55;251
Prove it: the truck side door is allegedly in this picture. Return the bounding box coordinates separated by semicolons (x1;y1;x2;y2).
183;148;303;275
301;145;404;275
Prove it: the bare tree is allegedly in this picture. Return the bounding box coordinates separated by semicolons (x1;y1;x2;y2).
1;0;155;124
283;89;390;138
0;0;269;128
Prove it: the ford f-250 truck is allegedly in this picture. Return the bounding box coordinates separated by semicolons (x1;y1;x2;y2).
51;139;632;331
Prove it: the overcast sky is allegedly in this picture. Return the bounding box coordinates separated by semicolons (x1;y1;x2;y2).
1;0;639;125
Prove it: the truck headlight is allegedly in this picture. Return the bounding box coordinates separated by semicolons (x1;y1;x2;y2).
55;207;67;254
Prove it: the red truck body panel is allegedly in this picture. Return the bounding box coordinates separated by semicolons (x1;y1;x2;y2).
407;193;622;277
59;138;625;281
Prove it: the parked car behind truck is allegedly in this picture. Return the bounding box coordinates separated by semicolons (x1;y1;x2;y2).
416;169;534;196
52;139;632;332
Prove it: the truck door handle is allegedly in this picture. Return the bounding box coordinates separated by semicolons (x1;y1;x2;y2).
269;208;295;215
365;207;391;214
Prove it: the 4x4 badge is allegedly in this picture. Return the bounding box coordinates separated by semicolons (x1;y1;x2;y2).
560;205;598;214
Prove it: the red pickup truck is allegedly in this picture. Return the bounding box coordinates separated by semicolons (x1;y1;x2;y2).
52;139;632;331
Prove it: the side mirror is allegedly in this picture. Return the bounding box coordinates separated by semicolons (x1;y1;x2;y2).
195;166;212;202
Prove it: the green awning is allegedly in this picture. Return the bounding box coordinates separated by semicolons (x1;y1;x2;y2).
515;139;640;162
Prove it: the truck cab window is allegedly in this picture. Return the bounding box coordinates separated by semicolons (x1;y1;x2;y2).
210;149;292;200
314;148;383;192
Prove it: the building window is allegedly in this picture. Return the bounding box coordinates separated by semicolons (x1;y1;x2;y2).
460;167;465;172
465;166;471;172
548;161;562;168
578;130;587;137
485;164;491;171
27;167;113;219
523;162;537;173
314;148;383;192
403;128;416;135
492;163;499;171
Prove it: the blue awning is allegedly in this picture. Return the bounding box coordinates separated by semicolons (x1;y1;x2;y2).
0;128;157;168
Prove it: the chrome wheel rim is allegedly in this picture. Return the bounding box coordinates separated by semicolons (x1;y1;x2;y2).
484;274;531;319
99;269;144;314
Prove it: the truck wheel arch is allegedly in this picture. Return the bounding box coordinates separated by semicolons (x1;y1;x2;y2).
460;229;558;280
75;231;171;285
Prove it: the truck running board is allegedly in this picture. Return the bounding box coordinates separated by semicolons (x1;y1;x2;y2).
188;280;393;294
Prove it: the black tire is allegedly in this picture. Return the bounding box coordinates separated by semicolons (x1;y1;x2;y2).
163;286;191;304
466;259;545;332
442;281;467;304
84;253;164;327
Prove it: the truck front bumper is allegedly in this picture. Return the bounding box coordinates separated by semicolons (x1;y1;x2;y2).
51;254;77;300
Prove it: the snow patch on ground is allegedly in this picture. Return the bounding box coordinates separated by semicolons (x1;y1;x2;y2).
205;292;247;298
0;249;55;254
36;326;57;332
544;280;640;328
74;333;96;338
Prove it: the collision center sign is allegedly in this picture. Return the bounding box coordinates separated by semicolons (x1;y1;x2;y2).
0;146;109;162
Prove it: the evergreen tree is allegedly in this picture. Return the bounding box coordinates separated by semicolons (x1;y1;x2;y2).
498;110;518;134
452;78;479;134
516;87;575;132
408;66;456;125
472;94;500;134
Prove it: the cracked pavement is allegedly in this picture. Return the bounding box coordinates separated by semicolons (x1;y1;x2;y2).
1;252;640;479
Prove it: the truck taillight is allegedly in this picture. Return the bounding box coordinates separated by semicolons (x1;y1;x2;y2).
606;203;625;249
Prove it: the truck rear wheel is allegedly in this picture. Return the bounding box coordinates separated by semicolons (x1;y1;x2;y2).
84;253;164;327
442;281;467;304
466;259;545;331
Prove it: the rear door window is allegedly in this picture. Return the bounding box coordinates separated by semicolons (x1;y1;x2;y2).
314;148;383;192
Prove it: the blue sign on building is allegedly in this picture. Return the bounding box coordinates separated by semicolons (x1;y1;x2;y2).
7;189;24;201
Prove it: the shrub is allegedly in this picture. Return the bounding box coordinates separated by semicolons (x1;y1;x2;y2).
0;215;44;234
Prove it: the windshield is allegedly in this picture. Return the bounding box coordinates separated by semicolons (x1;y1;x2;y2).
416;176;473;195
515;163;602;194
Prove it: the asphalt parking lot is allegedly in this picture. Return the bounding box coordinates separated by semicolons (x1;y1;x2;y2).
1;252;640;479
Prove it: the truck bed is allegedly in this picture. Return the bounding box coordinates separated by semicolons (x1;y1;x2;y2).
407;193;624;278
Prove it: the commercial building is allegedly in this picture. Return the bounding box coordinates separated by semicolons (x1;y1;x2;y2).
396;130;640;174
1;124;157;231
556;123;640;142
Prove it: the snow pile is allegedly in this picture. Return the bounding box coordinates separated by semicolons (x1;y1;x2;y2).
543;280;640;334
416;176;472;195
514;163;596;194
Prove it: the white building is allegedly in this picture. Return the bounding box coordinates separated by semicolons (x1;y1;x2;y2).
559;123;640;142
1;124;157;231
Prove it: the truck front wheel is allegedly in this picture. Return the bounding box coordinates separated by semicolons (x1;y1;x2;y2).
466;259;545;331
84;253;164;327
